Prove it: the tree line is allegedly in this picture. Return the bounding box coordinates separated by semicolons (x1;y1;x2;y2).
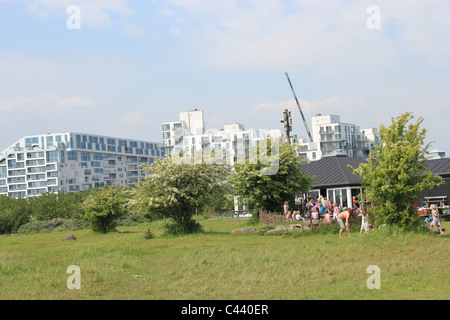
0;112;442;235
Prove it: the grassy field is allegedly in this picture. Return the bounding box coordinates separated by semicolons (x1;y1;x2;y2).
0;217;449;300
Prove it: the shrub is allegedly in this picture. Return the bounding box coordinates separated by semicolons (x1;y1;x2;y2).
17;218;89;234
117;213;153;226
82;185;127;233
163;219;203;236
143;229;154;239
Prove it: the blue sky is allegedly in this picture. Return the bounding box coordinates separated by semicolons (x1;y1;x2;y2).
1;0;450;155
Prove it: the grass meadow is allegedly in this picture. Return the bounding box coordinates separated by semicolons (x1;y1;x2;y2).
0;217;449;300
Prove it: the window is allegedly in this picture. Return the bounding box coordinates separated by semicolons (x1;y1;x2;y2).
69;185;80;192
107;138;116;145
68;151;78;161
91;161;101;168
28;174;46;181
46;151;59;162
93;153;103;160
46;136;54;147
162;124;170;131
81;152;91;161
60;151;65;164
26;159;45;166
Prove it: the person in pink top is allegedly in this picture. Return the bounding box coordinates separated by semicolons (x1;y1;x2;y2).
333;202;339;219
324;209;331;223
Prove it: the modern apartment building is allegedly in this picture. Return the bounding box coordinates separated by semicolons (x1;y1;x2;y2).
296;114;379;161
162;110;283;165
0;132;164;198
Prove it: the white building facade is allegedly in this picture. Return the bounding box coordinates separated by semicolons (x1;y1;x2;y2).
297;114;379;161
162;110;283;166
0;132;164;198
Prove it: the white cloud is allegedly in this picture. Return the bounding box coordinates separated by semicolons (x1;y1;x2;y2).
0;93;93;113
121;112;147;125
0;97;27;112
161;0;450;73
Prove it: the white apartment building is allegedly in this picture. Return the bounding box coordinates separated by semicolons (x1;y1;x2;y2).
0;132;164;198
162;110;283;166
297;114;379;161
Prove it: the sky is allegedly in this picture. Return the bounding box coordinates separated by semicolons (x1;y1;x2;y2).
1;0;449;155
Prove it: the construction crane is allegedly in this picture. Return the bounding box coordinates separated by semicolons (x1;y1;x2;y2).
284;72;313;142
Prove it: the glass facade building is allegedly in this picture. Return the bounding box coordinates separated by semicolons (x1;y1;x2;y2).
0;132;164;198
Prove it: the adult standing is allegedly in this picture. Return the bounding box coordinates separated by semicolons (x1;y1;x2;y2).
337;208;354;238
295;195;300;210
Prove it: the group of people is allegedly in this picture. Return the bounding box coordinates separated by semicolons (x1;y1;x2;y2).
283;195;372;238
284;195;446;237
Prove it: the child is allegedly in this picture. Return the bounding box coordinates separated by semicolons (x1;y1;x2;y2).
358;208;369;234
429;204;444;235
295;211;304;221
333;202;339;219
324;209;331;223
286;210;292;222
311;208;319;220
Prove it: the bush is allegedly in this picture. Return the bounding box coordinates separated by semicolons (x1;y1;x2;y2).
143;229;154;239
117;213;153;226
17;218;89;234
82;186;126;233
163;219;203;236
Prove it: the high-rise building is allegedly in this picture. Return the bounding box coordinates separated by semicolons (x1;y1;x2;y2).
0;132;164;198
296;114;379;161
162;110;282;166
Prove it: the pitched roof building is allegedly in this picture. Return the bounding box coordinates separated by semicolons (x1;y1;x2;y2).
300;155;450;208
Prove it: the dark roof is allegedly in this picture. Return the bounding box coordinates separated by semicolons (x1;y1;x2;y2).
425;158;450;176
301;156;450;189
301;156;366;188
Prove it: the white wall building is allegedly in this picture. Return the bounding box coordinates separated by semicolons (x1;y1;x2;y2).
162;110;283;166
0;132;164;198
296;114;379;161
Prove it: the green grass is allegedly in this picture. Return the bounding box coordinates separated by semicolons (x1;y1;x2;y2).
0;218;449;300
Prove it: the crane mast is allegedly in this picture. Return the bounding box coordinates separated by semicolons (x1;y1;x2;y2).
284;72;313;142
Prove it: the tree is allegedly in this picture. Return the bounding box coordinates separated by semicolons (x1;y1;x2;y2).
232;139;312;218
135;157;230;235
351;112;443;228
82;185;127;233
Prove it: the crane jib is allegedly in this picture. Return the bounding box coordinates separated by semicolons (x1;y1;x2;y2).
284;72;313;142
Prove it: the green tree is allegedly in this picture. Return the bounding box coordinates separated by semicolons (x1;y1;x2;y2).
0;195;31;234
82;185;127;233
232;140;312;219
135;157;230;235
351;112;443;228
